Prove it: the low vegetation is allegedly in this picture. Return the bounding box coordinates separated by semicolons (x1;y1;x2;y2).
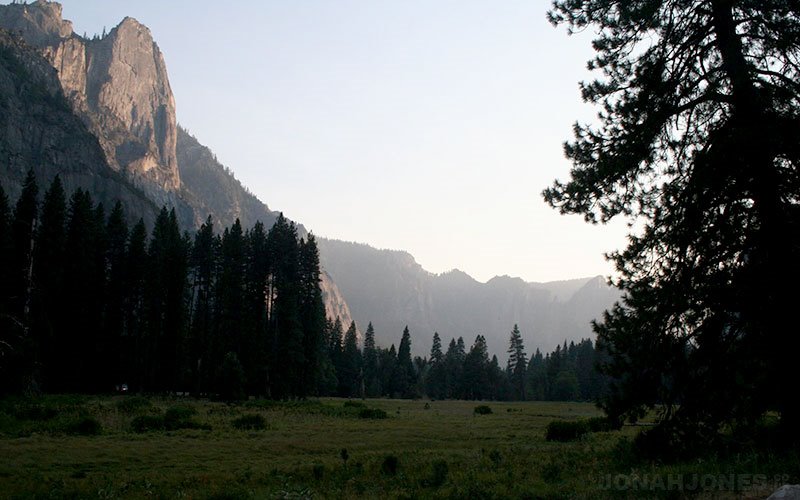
0;395;796;498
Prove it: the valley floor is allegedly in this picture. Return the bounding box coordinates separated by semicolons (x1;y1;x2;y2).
0;396;795;499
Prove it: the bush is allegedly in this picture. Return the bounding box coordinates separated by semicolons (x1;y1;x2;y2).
423;460;448;488
116;396;152;414
586;416;620;432
232;414;267;430
381;455;399;476
545;419;588;442
164;405;211;430
131;415;165;433
14;403;58;421
358;408;387;419
312;463;325;480
473;405;493;415
218;352;246;402
343;401;366;409
64;416;102;436
164;405;196;425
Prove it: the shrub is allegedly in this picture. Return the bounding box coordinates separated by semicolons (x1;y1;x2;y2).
381;455;399;476
312;463;325;480
218;352;246;402
545;419;588;442
586;416;619;432
358;408;387;419
232;414;267;430
164;405;212;430
63;416;102;436
164;405;197;422
423;460;448;488
175;420;212;431
473;405;492;415
131;415;165;433
488;449;502;466
116;396;152;414
14;403;58;421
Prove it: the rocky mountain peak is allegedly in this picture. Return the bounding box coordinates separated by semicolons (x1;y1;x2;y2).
0;0;181;195
0;0;71;45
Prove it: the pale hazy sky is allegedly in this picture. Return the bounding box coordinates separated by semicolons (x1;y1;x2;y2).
53;0;628;283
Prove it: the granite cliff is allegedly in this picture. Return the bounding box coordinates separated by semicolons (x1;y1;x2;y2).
0;1;179;200
0;28;158;223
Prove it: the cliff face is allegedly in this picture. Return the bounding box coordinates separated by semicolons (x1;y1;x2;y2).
0;29;158;224
0;1;180;198
319;271;358;338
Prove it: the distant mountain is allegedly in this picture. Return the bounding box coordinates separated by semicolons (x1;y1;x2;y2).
318;239;620;359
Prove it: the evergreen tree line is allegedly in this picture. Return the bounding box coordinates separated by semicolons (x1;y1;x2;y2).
324;321;609;402
0;172;328;399
0;172;609;401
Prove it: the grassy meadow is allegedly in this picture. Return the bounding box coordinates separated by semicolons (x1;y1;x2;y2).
0;396;796;499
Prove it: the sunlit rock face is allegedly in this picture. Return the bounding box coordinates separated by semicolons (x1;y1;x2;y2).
0;1;181;199
0;29;160;225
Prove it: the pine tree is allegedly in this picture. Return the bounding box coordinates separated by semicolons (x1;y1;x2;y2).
526;349;547;401
31;176;66;389
59;189;98;391
0;183;17;393
10;169;38;325
506;324;527;400
426;332;447;399
487;354;509;400
546;0;800;445
124;219;148;391
0;183;11;309
381;344;398;397
103;202;128;388
394;326;415;398
327;316;344;382
444;337;466;399
340;321;361;397
462;335;490;400
189;216;218;395
298;234;326;397
362;322;381;397
144;208;189;391
266;214;303;399
317;318;339;396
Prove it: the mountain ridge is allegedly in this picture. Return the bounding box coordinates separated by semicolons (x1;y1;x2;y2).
317;238;620;359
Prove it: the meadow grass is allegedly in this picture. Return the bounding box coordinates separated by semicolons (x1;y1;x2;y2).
0;396;796;498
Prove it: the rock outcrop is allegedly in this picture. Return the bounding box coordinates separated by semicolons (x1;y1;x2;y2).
320;271;358;338
0;29;158;224
0;1;180;202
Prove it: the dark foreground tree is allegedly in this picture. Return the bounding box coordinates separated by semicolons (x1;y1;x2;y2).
546;0;800;449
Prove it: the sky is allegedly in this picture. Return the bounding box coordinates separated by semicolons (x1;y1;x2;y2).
53;0;629;283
